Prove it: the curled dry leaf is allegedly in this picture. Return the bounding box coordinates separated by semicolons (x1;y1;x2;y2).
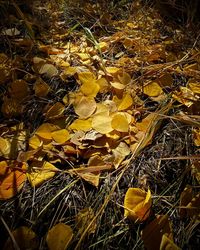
160;234;180;250
46;223;73;250
124;188;152;222
3;226;39;250
0;161;26;200
141;214;173;250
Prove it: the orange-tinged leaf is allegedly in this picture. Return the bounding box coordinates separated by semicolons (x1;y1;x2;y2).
124;188;152;222
118;93;133;111
46;223;73;250
76;207;96;235
160;234;180;250
74;96;96;119
136;113;158;133
35;123;58;140
69;118;92;131
111;113;129;132
92;115;113;134
141;215;173;250
3;226;39;250
27;161;57;187
143;82;163;97
51;129;70;143
45;102;65;119
0;161;26;200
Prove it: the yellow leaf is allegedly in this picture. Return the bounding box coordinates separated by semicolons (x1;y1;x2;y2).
110;81;126;90
96;77;109;92
76;207;97;236
160;234;180;250
80;79;100;97
3;226;39;250
46;223;73;250
143;82;163;97
141;215;173;250
78;71;95;84
93;103;110;117
136;113;158;132
61;66;77;77
76;53;90;61
0;137;10;157
51;129;70;143
35;123;58;140
98;41;109;52
118;93;133;111
112;142;130;168
0;161;26;200
27;161;57;187
124;188;152;222
111;113;129;132
45;102;65;119
74;96;96;119
92;115;113;134
193;128;200;146
172;87;198;107
106;67;121;76
77;172;100;187
29;135;42;149
69;118;92;131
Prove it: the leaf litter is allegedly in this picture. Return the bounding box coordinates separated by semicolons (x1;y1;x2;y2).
0;0;200;249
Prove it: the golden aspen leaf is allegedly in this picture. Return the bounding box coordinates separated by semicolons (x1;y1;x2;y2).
93;103;109;117
96;77;109;92
106;67;121;76
0;137;11;157
78;172;100;187
118;93;133;111
27;161;57;187
29;135;42;149
160;234;180;250
74;96;96;119
78;71;95;84
80;79;100;97
92;115;113;134
136;113;158;133
111;113;129;132
76;53;90;61
0;161;26;200
124;188;152;222
35;123;58;140
110;81;126;90
118;72;131;85
39;63;58;77
172;87;198;107
3;226;39;250
76;207;97;236
51;129;70;143
46;223;73;250
112;142;130;168
98;41;109;52
34;78;50;97
45;102;65;119
69;118;92;131
141;215;173;250
143;82;163;97
61;66;77;77
9;79;29;100
188;82;200;94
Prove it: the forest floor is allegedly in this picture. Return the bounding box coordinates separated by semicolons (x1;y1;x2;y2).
0;1;200;249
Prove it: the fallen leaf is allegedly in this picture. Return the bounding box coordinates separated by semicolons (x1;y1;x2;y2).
46;223;73;250
27;161;57;187
9;80;29;101
117;93;133;111
179;185;193;218
0;161;26;200
39;63;58;77
34;78;50;97
51;129;70;143
112;142;130;168
45;102;65;119
124;188;152;222
35;123;59;140
143;82;163;97
74;96;96;119
141;215;173;250
69;118;92;131
92;114;113;134
160;234;180;250
3;226;38;250
111;113;129;132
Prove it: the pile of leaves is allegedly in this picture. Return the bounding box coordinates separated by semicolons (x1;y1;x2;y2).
0;0;199;249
